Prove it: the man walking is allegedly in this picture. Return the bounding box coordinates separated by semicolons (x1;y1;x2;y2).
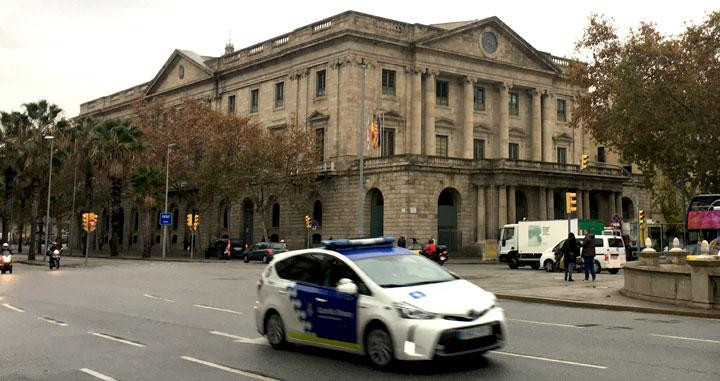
582;231;597;284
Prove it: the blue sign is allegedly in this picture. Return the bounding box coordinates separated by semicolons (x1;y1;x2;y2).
159;212;172;226
409;291;426;299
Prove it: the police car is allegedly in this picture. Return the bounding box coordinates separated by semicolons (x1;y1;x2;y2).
254;237;506;368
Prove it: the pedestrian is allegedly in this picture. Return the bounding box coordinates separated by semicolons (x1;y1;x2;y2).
560;233;579;282
581;231;597;284
397;236;406;248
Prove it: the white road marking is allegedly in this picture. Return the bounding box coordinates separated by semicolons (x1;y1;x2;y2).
2;303;24;312
210;331;268;345
88;332;146;348
509;318;580;328
649;334;720;344
38;316;68;327
181;356;279;381
193;304;243;315
143;293;175;302
79;368;118;381
492;351;608;369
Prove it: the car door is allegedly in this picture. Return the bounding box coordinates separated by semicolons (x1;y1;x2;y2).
275;253;326;341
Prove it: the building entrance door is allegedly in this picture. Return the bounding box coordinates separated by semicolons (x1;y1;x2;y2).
438;189;459;251
369;189;384;237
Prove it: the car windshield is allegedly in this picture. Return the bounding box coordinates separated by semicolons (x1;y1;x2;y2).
353;254;457;288
270;243;286;249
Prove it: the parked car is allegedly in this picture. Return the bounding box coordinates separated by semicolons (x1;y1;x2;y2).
205;238;246;260
539;235;626;274
243;242;288;263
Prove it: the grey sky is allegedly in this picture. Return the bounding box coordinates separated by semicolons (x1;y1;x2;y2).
0;0;714;117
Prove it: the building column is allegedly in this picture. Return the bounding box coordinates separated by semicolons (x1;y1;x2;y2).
486;185;497;239
409;67;422;155
476;186;486;241
542;91;556;162
547;189;555;220
609;192;617;218
423;70;437;156
577;190;584;220
507;186;516;224
531;89;542;161
583;190;591;220
498;186;507;228
499;83;510;158
463;77;474;159
538;187;548;220
615;192;623;219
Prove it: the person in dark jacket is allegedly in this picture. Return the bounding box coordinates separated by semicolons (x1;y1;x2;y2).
581;232;597;282
397;236;407;248
560;233;579;282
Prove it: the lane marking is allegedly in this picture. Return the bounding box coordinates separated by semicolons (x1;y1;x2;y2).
193;304;243;315
38;316;68;327
88;332;146;348
649;334;720;344
2;303;25;312
143;293;175;302
210;331;268;345
79;368;118;381
181;356;279;381
492;351;608;369
509;318;580;328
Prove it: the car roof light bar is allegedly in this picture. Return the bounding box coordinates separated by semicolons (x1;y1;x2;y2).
322;236;396;249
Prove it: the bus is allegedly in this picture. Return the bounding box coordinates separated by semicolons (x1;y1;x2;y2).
686;194;720;253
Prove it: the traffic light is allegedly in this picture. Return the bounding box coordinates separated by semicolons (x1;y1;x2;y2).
639;209;646;225
193;214;200;229
565;192;577;214
82;213;90;231
581;154;589;170
186;213;193;228
304;215;311;229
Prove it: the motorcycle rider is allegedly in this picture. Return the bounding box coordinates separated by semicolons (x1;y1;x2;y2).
423;239;438;261
2;242;11;255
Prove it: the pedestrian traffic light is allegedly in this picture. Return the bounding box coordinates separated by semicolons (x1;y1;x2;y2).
186;213;193;228
639;209;646;225
304;215;311;229
581;154;589;170
565;192;577;214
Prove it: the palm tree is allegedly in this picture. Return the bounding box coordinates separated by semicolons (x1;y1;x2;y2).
89;119;145;256
130;165;164;258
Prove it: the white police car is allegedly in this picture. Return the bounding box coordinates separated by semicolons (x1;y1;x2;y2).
254;237;506;368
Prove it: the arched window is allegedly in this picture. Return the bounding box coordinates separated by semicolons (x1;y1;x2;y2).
272;203;280;228
223;205;230;229
313;200;322;226
172;209;179;230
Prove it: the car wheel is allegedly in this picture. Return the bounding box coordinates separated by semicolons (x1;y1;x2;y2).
609;269;619;275
508;257;519;269
243;254;250;263
265;313;287;349
530;262;540;270
1;269;4;274
543;260;554;273
366;326;394;368
594;261;602;274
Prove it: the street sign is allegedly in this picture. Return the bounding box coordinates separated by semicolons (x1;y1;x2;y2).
311;220;319;231
159;212;172;226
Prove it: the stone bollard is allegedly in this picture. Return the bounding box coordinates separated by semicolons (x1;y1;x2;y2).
687;254;720;309
638;237;660;266
667;237;687;265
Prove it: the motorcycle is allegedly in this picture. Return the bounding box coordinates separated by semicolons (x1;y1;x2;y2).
420;245;449;266
1;251;12;274
49;249;61;270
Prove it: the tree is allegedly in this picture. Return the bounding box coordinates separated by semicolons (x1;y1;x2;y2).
570;12;720;199
129;165;164;257
88;119;146;256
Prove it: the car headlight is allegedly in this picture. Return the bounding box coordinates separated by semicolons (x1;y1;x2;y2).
2;256;10;263
393;302;437;320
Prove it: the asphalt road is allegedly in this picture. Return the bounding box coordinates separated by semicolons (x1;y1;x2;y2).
1;260;719;381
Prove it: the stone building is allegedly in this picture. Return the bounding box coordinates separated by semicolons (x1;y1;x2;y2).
79;11;654;254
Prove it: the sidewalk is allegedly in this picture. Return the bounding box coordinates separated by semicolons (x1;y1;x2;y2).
15;252;213;268
447;263;720;319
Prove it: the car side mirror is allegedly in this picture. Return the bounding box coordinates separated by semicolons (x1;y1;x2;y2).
336;278;358;295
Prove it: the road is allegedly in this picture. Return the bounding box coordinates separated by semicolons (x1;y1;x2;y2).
1;260;719;380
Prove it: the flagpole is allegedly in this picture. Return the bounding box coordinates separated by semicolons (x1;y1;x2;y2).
356;62;366;237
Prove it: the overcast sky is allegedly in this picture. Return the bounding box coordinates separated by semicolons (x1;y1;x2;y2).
0;0;715;117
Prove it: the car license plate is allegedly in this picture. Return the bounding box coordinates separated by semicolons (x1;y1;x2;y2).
611;254;619;258
457;325;492;340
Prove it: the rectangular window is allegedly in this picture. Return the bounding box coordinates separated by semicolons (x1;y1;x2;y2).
509;92;519;116
315;128;324;162
509;143;519;160
474;85;485;111
275;82;284;108
227;95;236;114
436;135;448;157
316;70;326;97
597;146;606;163
381;129;395;157
556;147;567;164
473;139;485;160
557;99;567;122
436;80;449;106
381;69;396;96
250;89;259;113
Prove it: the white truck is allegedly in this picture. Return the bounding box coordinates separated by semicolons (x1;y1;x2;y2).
499;219;604;269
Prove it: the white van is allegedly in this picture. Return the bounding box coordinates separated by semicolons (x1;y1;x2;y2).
538;235;626;274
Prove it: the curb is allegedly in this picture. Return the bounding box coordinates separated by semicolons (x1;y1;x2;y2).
18;260;84;268
494;293;720;319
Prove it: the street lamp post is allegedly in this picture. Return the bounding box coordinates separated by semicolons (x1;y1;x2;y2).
44;135;55;256
356;62;366;237
162;143;177;260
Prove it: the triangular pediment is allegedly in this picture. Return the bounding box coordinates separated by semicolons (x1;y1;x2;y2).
435;117;456;128
473;123;492;133
509;127;527;138
553;132;574;143
307;110;330;123
145;49;214;96
418;17;560;74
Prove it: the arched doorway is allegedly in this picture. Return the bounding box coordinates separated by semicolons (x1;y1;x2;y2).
515;191;528;222
622;197;634;221
242;199;253;244
313;200;322;227
368;189;384;237
438;188;459;251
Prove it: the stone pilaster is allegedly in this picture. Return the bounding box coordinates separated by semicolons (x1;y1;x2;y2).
609;192;617;218
508;186;516;223
538;187;548;220
486;185;497;239
615;192;623;219
408;66;422;155
577;190;584;220
583;190;591;220
498;185;507;229
476;186;486;241
547;189;555;220
499;83;510;158
531;89;542;161
423;70;437;156
463;77;474;159
542;91;555;162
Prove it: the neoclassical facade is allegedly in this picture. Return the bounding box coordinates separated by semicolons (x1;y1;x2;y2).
79;11;653;253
